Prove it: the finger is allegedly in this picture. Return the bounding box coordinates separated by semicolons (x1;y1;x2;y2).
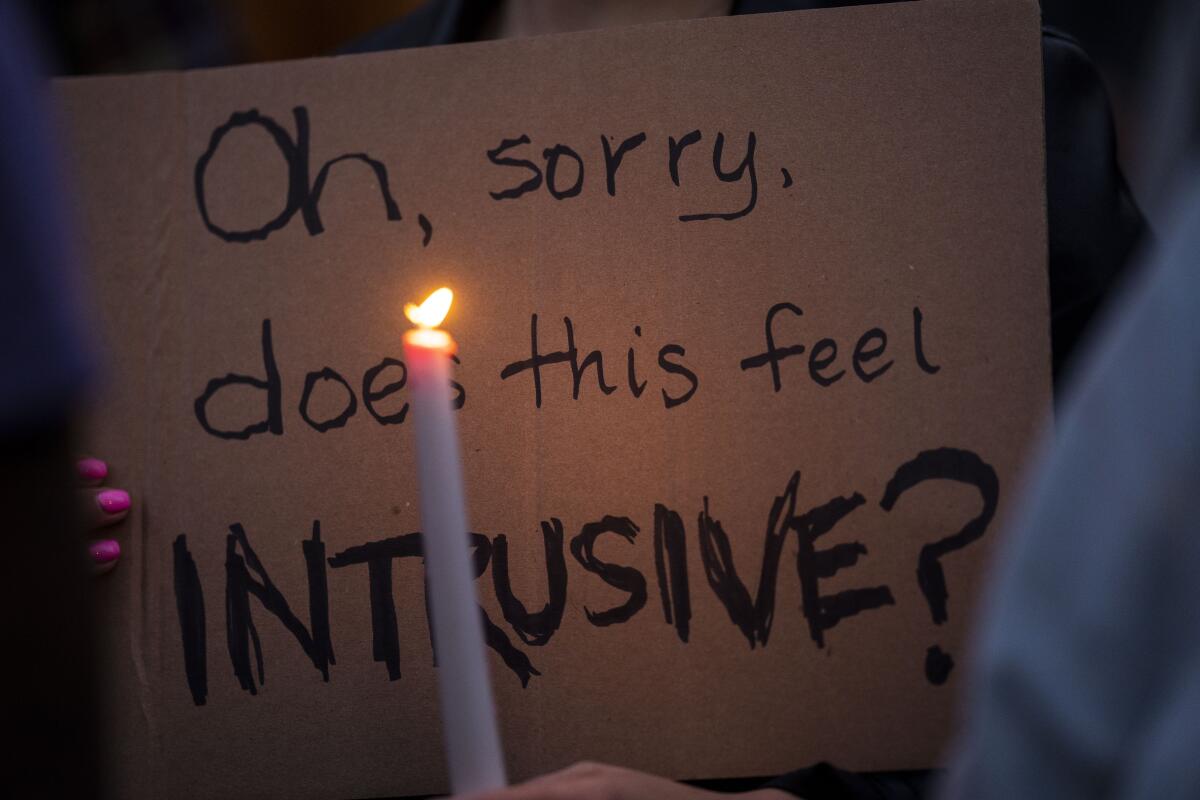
458;789;569;800
458;778;578;800
81;488;131;530
89;538;121;575
507;762;609;796
75;456;108;487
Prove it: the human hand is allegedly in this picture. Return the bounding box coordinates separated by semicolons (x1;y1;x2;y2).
77;456;130;575
459;762;796;800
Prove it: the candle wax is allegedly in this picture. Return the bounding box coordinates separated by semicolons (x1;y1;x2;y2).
404;329;506;794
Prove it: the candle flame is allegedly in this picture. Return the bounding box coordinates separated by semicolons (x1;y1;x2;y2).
405;287;453;329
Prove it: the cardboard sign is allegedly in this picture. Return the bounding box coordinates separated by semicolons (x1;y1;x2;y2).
57;1;1049;797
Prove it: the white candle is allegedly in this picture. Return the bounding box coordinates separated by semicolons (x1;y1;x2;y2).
403;288;506;795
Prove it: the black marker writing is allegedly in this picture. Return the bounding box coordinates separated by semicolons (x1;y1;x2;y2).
602;132;647;196
880;448;999;684
792;481;894;648
492;520;568;647
542;144;585;199
487;134;543;200
569;516;647;627
328;532;540;687
500;315;697;409
627;325;647;398
652;504;691;643
195;321;463;439
173;534;207;706
697;498;759;647
913;306;940;374
739;302;804;392
299;367;357;432
485;128;759;221
225;521;335;695
740;302;941;391
361;357;409;425
194;106;402;243
657;344;699;409
668;129;702;186
173;450;999;699
852;328;892;383
499;315;615;408
194;319;283;440
328;533;422;681
679;131;757;222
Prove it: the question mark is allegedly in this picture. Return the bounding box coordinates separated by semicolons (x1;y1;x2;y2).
880;448;999;685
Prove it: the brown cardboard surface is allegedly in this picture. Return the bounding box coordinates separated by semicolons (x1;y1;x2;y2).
55;1;1049;797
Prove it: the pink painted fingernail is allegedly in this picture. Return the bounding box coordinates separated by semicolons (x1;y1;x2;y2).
90;539;121;564
76;457;108;481
97;489;130;514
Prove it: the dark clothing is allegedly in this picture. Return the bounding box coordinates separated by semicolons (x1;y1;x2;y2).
1040;26;1146;380
0;5;99;796
345;0;1147;387
940;174;1200;799
763;763;934;799
346;2;1147;797
0;3;93;431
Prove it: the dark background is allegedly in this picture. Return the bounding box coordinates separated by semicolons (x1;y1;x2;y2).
24;0;1182;227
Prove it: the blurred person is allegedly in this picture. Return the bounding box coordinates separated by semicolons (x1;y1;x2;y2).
0;3;133;797
939;4;1200;798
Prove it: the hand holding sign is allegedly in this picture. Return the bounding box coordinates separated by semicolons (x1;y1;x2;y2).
76;456;130;575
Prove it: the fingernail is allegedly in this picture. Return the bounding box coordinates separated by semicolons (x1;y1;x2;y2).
90;539;121;564
76;457;108;481
97;489;130;514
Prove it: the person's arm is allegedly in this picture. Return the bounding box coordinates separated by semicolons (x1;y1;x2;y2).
460;761;794;800
942;181;1200;799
